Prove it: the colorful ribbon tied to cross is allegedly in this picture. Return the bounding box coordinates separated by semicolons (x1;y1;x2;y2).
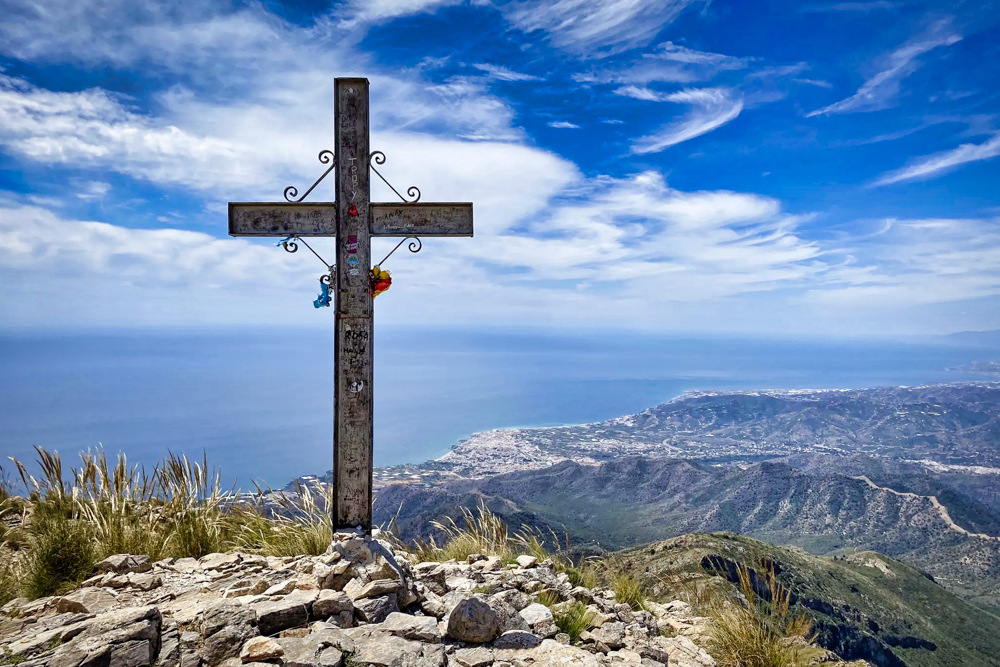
370;266;391;297
314;279;331;308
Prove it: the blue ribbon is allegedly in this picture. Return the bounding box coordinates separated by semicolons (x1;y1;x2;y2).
313;281;331;308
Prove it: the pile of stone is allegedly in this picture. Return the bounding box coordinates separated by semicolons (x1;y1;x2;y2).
0;534;860;667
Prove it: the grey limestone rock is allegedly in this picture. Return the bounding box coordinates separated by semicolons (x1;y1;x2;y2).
313;590;354;619
57;588;117;615
94;555;153;576
252;595;310;637
447;597;501;644
490;630;542;650
353;593;398;624
451;646;494;667
486;596;530;634
199;600;257;663
517;603;552;628
379;612;440;643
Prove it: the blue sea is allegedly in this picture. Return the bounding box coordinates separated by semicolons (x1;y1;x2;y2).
1;328;997;489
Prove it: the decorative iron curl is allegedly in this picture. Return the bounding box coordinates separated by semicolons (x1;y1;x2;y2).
284;150;336;202
320;273;333;286
377;236;422;268
369;150;421;203
278;237;299;253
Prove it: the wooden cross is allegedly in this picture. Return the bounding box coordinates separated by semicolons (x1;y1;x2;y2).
228;78;473;532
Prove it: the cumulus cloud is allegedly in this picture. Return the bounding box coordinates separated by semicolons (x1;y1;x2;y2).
807;20;962;117
873;133;1000;185
628;87;744;154
0;168;833;329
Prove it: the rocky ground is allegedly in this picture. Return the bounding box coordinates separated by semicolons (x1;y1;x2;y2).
0;533;866;667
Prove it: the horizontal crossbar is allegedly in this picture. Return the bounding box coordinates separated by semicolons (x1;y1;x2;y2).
228;202;473;237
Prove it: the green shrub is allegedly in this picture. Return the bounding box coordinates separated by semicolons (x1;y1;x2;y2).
611;570;646;611
554;601;594;643
564;562;599;589
537;589;561;608
24;516;95;599
0;550;23;608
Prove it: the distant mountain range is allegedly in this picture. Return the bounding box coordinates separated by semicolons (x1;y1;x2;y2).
297;381;1000;613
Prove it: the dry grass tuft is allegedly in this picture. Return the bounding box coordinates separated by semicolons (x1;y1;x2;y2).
554;601;594;643
413;500;557;564
704;559;814;667
2;447;338;600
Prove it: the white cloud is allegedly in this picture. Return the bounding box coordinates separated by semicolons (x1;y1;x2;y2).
807;20;962;117
873;134;1000;186
806;217;1000;309
76;181;112;201
802;1;899;11
574;42;746;85
337;0;466;24
503;0;701;57
471;64;542;82
615;85;668;101
548;121;581;129
651;41;748;68
629;87;744;154
0;169;832;329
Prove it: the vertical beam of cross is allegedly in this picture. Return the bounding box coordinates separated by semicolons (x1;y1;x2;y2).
333;78;372;530
227;77;473;536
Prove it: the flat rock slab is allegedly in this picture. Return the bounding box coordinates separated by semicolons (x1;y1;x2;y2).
452;647;494;667
519;603;553;627
252;597;310;637
314;590;354;619
94;554;153;575
494;639;603;667
56;588;117;615
380;612;440;643
353;594;397;624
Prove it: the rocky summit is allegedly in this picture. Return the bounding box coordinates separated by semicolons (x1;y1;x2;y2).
0;532;866;667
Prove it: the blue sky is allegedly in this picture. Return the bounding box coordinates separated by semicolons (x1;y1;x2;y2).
1;0;998;336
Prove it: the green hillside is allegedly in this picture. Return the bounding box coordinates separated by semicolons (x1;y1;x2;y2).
619;532;1000;667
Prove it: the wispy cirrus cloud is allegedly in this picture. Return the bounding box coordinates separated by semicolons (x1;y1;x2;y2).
623;87;744;154
574;42;747;85
801;1;900;12
548;121;581;129
504;0;702;58
807;20;962;117
809;217;1000;309
471;63;542;82
873;133;1000;185
336;0;465;25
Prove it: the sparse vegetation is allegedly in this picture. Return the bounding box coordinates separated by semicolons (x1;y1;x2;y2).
554;601;593;643
703;559;813;667
0;447;339;601
537;589;560;608
610;567;646;611
412;500;558;564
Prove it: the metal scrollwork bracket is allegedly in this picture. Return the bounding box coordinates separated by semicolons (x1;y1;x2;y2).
369;151;420;203
376;236;422;268
284;150;336;202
